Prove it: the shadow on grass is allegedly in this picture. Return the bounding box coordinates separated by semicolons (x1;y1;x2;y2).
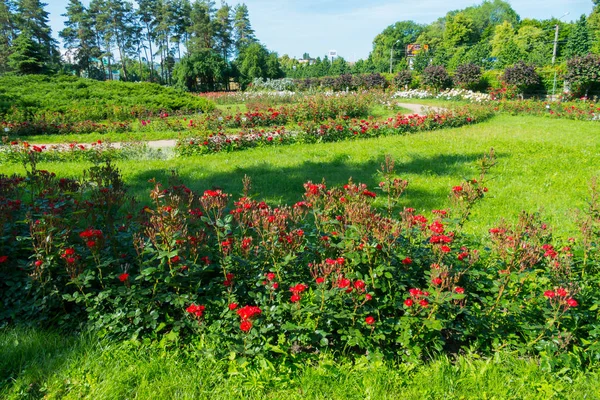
127;152;492;211
0;327;86;399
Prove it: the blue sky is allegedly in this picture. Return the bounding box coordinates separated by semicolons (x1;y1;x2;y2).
47;0;594;61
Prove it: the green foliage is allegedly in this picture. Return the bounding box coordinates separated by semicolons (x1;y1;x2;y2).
7;31;46;74
0;74;215;122
565;15;591;59
565;53;600;97
173;49;228;92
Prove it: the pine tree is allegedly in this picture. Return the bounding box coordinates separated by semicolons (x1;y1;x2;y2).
565;15;591;59
0;0;17;73
214;2;233;60
15;0;59;69
188;0;213;51
233;3;255;54
136;0;159;81
8;30;45;73
60;0;100;76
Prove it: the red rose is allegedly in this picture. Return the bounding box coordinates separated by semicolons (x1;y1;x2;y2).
365;316;375;325
266;272;276;281
34;260;43;267
228;303;238;310
544;290;555;299
419;299;429;307
365;293;373;301
290;294;301;303
404;298;414;307
316;277;325;284
566;298;578;307
240;320;253;332
118;273;129;282
0;255;7;263
354;280;366;291
402;257;412;265
455;287;465;294
432;277;443;286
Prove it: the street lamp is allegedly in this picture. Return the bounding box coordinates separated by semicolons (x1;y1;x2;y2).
390;39;400;74
552;12;570;99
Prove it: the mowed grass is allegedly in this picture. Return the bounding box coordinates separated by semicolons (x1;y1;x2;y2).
3;114;599;237
1;327;599;399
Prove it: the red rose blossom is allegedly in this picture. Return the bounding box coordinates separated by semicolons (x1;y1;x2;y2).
228;303;238;310
365;316;375;325
240;320;253;332
118;273;129;282
404;298;414;307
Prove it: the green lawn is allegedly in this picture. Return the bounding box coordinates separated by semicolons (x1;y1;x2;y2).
1;328;598;399
3;114;599;237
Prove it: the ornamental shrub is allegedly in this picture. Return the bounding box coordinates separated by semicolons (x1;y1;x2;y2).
502;61;541;97
362;73;388;90
421;65;451;91
565;53;600;97
453;63;482;90
394;70;413;89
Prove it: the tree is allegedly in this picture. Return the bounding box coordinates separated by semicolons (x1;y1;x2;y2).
565;53;600;96
565;15;591;59
173;48;227;91
444;12;475;47
8;30;45;73
453;63;482;89
421;64;450;91
60;0;100;77
15;0;59;68
369;20;423;73
188;0;213;52
235;42;279;88
213;2;233;60
0;0;17;73
502;61;540;96
233;3;255;54
136;0;159;82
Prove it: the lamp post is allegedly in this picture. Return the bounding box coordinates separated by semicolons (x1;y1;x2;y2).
390;39;400;74
552;12;570;99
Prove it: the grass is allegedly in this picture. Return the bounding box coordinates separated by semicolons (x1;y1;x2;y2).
3;114;598;238
1;327;599;399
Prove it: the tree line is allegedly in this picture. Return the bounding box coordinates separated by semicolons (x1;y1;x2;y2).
280;0;600;79
0;0;283;90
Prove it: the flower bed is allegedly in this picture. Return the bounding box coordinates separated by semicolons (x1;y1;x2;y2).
1;152;598;364
177;106;493;156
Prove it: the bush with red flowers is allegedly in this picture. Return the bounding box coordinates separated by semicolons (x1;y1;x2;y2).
0;150;599;365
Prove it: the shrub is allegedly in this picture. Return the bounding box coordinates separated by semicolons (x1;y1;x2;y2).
394;70;413;88
502;61;541;97
333;74;355;91
320;76;336;89
453;63;482;90
565;53;600;97
421;65;451;91
362;73;388;90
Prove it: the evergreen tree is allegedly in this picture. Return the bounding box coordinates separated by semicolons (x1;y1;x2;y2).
565;15;591;59
233;3;255;54
0;0;16;74
15;0;59;68
214;2;233;60
8;30;45;73
136;0;160;81
60;0;99;77
188;0;213;51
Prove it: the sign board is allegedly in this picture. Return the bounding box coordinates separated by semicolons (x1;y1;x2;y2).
328;50;337;60
406;44;429;57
